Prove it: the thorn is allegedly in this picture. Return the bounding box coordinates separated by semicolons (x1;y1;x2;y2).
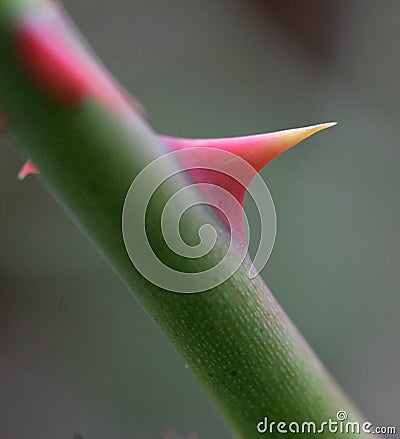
160;122;336;239
18;159;40;180
161;122;337;173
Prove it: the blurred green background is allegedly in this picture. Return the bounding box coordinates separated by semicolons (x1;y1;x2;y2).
1;0;399;437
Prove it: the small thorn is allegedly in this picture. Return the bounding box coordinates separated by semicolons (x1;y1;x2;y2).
18;159;40;180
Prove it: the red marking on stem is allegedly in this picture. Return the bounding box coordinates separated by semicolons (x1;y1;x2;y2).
15;4;130;115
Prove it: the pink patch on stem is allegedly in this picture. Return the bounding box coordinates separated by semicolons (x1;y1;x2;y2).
15;4;130;115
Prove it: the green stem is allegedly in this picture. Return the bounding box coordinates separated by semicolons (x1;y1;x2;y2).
0;1;373;437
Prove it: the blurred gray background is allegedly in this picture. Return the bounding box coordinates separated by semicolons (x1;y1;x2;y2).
1;0;399;438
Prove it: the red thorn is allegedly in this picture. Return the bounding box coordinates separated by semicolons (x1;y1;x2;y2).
162;122;336;173
162;122;336;202
15;3;130;115
162;123;336;239
18;159;40;180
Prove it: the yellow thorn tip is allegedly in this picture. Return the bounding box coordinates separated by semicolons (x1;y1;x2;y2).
271;122;337;155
